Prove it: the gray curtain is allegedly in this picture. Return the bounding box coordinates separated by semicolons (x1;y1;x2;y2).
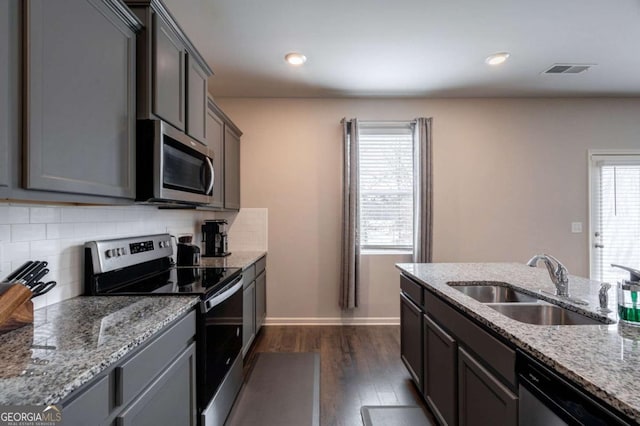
413;117;433;263
340;118;360;309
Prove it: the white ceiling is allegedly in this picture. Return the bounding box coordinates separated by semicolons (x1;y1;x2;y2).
164;0;640;98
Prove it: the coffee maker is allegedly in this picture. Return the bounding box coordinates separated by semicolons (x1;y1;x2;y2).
176;235;201;266
202;220;231;257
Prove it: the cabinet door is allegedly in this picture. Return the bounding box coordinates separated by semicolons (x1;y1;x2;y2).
206;104;224;208
153;14;185;130
255;270;266;333
424;314;457;426
458;347;517;426
400;293;423;390
186;55;208;144
242;281;256;357
0;0;18;194
224;126;241;210
24;0;136;198
117;343;197;426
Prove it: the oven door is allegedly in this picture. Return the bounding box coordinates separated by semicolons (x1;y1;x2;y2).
198;275;243;423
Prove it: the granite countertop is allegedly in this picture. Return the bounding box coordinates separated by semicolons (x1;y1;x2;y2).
396;262;640;421
200;250;266;269
0;295;199;406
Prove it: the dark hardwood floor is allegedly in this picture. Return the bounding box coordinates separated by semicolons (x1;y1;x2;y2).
243;325;436;426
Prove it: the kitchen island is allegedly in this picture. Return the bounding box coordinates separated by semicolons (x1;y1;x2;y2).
397;262;640;424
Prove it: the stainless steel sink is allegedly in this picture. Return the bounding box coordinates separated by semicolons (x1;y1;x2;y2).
450;285;540;303
487;303;612;326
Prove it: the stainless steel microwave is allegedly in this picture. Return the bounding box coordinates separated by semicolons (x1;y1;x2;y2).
136;120;214;205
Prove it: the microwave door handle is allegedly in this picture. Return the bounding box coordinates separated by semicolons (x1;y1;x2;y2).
205;157;215;195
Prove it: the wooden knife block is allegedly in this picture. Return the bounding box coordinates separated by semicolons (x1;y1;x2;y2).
0;284;33;334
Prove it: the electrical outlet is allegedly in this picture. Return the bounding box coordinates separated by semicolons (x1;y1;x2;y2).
571;222;583;233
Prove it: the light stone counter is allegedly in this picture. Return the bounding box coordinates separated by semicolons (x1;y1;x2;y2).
396;262;640;422
0;295;199;406
200;251;266;270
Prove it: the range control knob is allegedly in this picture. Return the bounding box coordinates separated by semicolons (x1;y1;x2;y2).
106;249;115;258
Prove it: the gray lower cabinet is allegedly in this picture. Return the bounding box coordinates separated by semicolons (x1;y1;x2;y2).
224;125;241;210
152;13;185;130
399;274;518;426
242;256;267;357
24;0;139;198
117;343;197;426
424;314;457;425
61;310;196;426
255;270;266;332
206;99;225;208
458;347;517;426
400;293;422;390
242;280;256;357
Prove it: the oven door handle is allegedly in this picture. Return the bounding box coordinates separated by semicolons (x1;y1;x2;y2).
205;157;215;196
203;275;243;312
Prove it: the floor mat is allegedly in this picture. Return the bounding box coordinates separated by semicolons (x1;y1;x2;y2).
225;352;320;426
361;405;432;426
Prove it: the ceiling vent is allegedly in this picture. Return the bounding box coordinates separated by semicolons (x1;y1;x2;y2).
543;64;593;74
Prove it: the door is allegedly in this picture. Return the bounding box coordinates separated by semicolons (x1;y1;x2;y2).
24;0;137;198
242;280;256;357
0;0;18;195
424;314;457;425
153;13;185;130
400;293;423;390
255;270;266;333
206;102;225;208
224;125;241;210
186;55;208;144
458;347;517;426
590;152;640;282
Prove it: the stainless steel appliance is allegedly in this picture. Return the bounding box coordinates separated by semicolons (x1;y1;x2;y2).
202;220;231;257
84;234;243;426
517;350;631;425
136;120;214;205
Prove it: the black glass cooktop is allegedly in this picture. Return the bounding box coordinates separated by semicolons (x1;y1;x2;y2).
101;266;242;297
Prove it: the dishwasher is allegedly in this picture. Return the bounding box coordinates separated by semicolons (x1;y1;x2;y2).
517;350;631;426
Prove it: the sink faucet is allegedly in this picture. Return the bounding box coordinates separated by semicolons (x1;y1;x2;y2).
526;254;569;297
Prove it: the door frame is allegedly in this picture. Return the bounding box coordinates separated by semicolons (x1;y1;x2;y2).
587;149;640;279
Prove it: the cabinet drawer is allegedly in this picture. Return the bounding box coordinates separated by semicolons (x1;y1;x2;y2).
400;275;424;308
116;310;196;405
243;264;256;285
63;374;110;424
255;256;266;275
426;291;516;387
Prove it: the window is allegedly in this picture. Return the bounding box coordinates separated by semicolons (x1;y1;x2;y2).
590;153;640;283
358;122;414;250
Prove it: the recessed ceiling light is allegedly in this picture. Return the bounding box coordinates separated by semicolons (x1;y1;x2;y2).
285;52;307;66
485;52;510;66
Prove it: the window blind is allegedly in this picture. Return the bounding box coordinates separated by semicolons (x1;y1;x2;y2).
358;124;414;249
594;160;640;283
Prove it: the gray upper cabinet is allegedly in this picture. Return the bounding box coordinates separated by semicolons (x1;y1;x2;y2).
206;99;224;208
153;14;185;130
24;0;140;198
0;0;17;196
126;0;213;135
224;125;241;210
187;56;208;144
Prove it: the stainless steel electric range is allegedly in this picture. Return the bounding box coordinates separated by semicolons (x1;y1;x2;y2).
84;233;243;426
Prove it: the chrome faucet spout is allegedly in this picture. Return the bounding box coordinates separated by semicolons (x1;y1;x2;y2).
527;254;569;297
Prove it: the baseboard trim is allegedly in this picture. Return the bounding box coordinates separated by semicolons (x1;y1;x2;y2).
264;317;400;326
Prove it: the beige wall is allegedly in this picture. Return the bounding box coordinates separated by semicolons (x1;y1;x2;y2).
216;97;640;322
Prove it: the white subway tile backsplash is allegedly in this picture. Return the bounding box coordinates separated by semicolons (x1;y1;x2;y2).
30;207;61;224
11;224;46;242
0;204;267;308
